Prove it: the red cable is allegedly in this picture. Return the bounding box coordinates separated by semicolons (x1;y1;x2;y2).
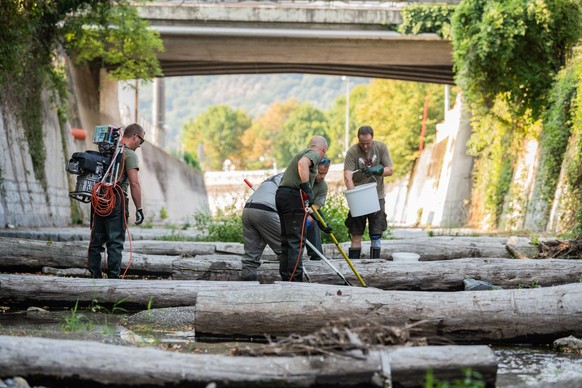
289;191;309;282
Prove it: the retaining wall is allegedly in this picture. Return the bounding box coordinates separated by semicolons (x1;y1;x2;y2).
0;58;208;228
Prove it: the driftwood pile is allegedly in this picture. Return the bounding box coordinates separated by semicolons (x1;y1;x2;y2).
232;319;428;357
535;239;582;259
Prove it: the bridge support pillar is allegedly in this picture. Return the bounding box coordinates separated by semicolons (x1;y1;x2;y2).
153;77;165;148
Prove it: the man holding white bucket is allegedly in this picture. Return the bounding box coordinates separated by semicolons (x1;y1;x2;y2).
343;125;393;260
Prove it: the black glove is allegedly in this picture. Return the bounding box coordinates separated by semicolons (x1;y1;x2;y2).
315;211;332;234
135;208;144;225
299;182;314;204
362;164;384;177
319;224;333;234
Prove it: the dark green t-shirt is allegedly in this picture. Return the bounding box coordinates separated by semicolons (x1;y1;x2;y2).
280;148;320;188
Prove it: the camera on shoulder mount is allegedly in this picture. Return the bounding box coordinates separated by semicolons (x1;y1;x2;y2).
66;125;122;203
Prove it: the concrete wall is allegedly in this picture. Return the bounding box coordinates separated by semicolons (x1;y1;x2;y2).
139;143;208;224
0;92;71;227
383;95;473;227
0;57;208;228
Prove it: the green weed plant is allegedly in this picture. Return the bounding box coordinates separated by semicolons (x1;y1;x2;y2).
193;204;244;243
61;301;92;332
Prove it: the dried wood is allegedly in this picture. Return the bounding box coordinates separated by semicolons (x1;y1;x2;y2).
506;244;529;259
0;236;536;270
0;335;497;387
536;239;582;259
232;320;428;357
192;282;582;343
2;275;578;343
0;237;193;274
0;274;257;308
173;256;582;290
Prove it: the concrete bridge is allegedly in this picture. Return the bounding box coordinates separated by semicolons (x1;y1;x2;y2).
137;0;459;84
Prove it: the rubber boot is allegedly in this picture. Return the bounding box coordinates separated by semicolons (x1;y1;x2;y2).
241;273;258;281
370;247;381;259
348;248;361;260
241;267;258;281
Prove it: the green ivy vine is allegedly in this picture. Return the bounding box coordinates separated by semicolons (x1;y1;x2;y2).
452;0;582;119
529;66;577;229
565;50;582;237
399;3;456;39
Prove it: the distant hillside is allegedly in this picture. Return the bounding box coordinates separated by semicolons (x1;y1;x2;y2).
138;74;369;150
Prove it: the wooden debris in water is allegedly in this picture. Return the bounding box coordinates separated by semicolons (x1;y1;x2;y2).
535;239;582;259
232;319;427;357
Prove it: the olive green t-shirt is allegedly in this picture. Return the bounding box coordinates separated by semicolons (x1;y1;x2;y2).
120;147;139;193
280;149;320;188
343;140;392;199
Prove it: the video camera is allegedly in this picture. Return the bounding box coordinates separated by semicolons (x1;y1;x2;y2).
66;125;122;203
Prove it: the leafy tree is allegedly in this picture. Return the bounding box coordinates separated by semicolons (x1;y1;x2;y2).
239;100;300;170
325;85;368;162
353;79;453;177
452;0;582;119
182;150;201;171
182;105;252;171
61;1;164;81
274;103;329;167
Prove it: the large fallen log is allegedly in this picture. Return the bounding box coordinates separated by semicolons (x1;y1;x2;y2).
0;274;257;308
0;236;535;270
1;275;580;343
200;236;536;261
0;336;497;387
173;256;582;290
192;283;582;343
0;237;216;274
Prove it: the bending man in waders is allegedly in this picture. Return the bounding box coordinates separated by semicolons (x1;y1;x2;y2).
343;125;393;260
87;123;145;278
241;173;284;281
275;135;328;281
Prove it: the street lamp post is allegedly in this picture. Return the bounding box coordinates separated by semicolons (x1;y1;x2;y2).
341;76;350;156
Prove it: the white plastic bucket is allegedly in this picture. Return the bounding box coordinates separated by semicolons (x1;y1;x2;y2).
343;182;380;217
392;252;420;262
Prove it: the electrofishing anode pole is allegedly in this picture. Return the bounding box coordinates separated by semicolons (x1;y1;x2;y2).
310;206;367;287
243;178;353;287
